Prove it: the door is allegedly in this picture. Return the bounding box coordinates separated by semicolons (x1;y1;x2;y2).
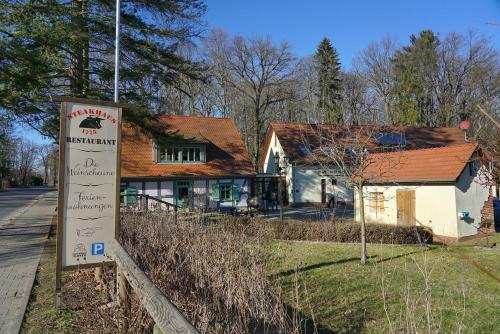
396;190;416;225
321;179;327;204
175;180;192;208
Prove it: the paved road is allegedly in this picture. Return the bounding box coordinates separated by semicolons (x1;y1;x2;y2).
0;188;57;334
0;187;52;224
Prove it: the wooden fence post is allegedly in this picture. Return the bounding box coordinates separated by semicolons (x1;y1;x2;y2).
117;269;131;333
95;267;103;283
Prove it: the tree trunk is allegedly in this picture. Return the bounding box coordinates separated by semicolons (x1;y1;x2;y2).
71;0;89;96
253;105;262;168
357;185;367;264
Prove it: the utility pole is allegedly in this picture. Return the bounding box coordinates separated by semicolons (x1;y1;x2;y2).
114;0;121;103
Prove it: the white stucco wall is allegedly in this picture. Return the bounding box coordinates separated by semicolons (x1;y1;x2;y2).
123;178;251;210
454;164;491;238
293;167;322;203
262;131;294;203
291;166;353;204
355;184;459;238
262;129;353;205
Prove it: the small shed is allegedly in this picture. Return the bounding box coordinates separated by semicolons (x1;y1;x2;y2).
355;143;495;241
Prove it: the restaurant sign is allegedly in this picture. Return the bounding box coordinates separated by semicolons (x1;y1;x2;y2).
57;100;121;268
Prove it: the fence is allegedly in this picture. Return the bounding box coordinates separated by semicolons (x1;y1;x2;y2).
108;239;200;333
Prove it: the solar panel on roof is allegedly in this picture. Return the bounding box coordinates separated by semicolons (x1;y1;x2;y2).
374;133;408;145
299;146;311;156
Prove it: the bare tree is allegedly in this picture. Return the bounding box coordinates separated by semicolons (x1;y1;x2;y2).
302;125;404;263
342;71;378;125
436;31;499;126
354;36;398;124
38;143;58;185
12;139;39;186
204;29;297;166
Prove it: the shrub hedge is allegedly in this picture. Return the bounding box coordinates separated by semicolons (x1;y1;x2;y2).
247;219;433;245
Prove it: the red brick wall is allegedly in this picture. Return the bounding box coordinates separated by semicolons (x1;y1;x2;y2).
480;191;494;231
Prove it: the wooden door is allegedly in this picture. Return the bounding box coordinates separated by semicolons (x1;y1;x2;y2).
396;190;415;225
175;180;192;208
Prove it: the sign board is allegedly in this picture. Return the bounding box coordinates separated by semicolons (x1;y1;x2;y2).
57;100;121;268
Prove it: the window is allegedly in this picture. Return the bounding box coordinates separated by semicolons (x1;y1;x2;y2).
157;144;204;163
370;192;384;213
220;184;232;201
120;186;137;207
212;183;240;202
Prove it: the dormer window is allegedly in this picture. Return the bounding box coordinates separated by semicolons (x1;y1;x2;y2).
156;144;206;163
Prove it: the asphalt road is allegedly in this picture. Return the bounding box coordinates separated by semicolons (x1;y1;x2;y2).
0;187;57;333
0;187;52;222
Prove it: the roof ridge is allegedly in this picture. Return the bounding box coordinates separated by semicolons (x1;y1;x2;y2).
157;114;231;120
271;122;464;131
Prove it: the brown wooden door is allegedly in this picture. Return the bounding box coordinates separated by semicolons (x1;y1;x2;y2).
396;190;415;225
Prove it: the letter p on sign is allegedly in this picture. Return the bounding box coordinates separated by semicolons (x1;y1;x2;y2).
91;242;105;256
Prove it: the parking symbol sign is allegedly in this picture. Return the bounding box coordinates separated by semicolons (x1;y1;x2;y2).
91;242;105;256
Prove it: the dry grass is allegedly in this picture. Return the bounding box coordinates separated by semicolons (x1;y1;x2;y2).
119;212;311;333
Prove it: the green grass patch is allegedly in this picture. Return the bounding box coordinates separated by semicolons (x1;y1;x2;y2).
20;237;76;334
270;236;500;333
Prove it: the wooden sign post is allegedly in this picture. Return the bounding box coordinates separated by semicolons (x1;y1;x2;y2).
54;97;123;307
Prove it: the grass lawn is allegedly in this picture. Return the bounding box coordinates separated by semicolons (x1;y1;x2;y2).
270;234;500;334
20;237;75;334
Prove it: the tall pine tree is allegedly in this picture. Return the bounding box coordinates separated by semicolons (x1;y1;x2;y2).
391;30;440;126
315;37;343;124
0;0;206;139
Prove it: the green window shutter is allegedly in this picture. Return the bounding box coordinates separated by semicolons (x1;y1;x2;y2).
127;187;137;206
212;184;220;201
232;184;240;201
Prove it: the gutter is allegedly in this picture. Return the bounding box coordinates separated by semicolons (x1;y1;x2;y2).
366;178;456;184
121;174;256;181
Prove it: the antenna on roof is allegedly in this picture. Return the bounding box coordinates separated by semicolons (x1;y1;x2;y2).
459;119;471;142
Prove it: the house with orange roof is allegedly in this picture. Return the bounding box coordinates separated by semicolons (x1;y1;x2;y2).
356;143;495;241
121;115;255;211
260;122;470;207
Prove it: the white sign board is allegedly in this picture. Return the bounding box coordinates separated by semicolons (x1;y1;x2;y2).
59;102;121;267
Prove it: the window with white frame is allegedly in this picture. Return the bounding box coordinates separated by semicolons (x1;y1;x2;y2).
157;144;205;163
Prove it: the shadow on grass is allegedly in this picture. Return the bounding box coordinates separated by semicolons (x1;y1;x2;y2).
371;248;426;264
285;305;336;334
274;248;428;279
273;257;363;278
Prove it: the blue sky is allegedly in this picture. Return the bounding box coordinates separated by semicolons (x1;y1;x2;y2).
20;0;500;143
205;0;500;68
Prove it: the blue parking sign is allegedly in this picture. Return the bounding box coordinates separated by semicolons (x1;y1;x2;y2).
91;242;105;255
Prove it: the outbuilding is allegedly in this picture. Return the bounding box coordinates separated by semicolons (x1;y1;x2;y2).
355;143;495;241
260;123;469;208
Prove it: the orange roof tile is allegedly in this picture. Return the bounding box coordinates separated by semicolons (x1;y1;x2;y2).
361;143;478;183
121;115;255;178
266;123;468;166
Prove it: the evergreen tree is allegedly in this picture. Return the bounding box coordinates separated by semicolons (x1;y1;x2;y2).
391;30;440;126
0;0;206;139
315;37;343;124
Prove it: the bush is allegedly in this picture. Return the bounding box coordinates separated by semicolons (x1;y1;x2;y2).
251;220;433;245
120;212;295;334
